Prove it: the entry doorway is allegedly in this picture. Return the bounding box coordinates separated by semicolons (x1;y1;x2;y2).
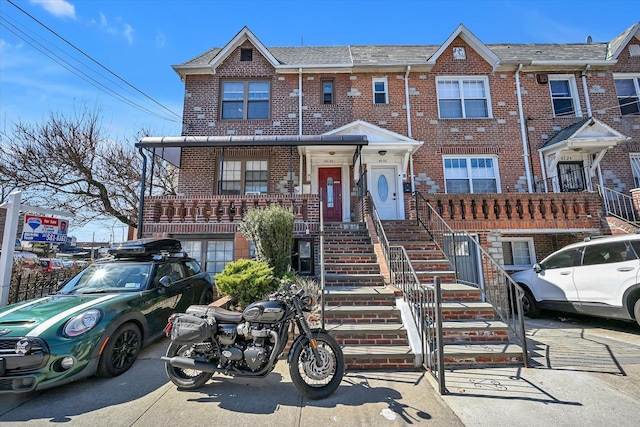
370;166;399;220
319;167;342;222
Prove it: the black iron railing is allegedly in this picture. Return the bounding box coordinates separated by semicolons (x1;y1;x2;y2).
366;192;446;393
415;191;529;367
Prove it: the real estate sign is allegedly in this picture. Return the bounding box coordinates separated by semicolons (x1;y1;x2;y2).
21;215;69;243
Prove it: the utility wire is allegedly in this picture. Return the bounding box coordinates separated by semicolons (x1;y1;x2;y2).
5;0;181;121
0;17;176;122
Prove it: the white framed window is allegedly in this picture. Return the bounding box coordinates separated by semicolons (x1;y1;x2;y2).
206;240;234;274
443;155;500;194
502;238;536;271
548;75;582;117
221;80;270;119
219;160;268;195
614;74;640;115
180;239;234;274
372;77;388;104
436;76;491;118
630;153;640;188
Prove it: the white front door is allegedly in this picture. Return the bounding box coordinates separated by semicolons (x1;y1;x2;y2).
371;167;398;220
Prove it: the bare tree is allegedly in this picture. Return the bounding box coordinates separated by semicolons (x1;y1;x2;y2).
0;106;177;229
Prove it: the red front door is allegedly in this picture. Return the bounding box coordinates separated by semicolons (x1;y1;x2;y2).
319;167;342;222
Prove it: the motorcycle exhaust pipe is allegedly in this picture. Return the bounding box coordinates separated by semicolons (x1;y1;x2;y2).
161;356;218;373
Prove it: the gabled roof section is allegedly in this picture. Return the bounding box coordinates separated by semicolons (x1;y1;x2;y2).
428;24;500;69
323;120;418;144
540;118;630;152
209;26;281;70
607;21;640;60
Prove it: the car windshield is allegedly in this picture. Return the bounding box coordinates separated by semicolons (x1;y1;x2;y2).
58;263;153;294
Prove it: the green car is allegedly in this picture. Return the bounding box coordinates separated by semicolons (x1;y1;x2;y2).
0;238;215;393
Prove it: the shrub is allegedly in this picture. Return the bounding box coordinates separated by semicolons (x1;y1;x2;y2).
238;204;294;277
214;259;277;308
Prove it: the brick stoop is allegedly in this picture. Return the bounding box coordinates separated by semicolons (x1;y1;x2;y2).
381;220;524;368
322;222;416;370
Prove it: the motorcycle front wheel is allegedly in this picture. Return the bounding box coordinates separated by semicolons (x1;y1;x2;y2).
164;342;213;389
289;331;344;400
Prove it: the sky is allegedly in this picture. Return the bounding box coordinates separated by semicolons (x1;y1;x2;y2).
0;0;638;243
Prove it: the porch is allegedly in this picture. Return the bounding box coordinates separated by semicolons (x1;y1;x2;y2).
141;190;605;236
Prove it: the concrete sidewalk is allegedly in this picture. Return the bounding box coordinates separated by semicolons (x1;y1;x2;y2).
0;338;462;427
436;317;640;427
1;316;639;426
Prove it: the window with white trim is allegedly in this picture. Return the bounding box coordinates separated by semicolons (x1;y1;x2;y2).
436;77;491;118
180;239;234;274
372;77;388;104
502;238;535;271
614;75;640;115
443;156;500;193
219;160;268;195
630;153;640;188
221;81;270;119
549;75;582;117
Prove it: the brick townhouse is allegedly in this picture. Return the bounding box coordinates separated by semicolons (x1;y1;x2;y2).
137;22;640;279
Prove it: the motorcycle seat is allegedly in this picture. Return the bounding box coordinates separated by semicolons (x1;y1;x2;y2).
209;306;243;323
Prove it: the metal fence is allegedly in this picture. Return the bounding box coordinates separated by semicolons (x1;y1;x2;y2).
415;191;529;368
8;267;80;305
596;184;639;226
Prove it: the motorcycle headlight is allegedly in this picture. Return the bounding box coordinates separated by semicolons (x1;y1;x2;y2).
301;295;313;311
63;309;102;337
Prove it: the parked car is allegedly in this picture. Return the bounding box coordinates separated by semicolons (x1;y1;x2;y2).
511;234;640;326
0;238;215;393
38;258;64;272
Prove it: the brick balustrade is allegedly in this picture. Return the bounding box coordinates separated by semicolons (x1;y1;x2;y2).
413;192;604;231
142;194;319;236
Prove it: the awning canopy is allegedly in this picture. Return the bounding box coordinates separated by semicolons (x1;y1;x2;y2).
136;134;368;148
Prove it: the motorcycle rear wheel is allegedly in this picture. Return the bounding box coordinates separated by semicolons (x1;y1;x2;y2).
164;342;213;389
289;331;344;400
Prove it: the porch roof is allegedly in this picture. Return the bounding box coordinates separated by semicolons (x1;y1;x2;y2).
136;134;368;149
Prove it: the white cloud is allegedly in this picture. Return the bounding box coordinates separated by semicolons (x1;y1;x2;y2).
30;0;76;19
96;12;135;44
122;23;134;44
156;30;166;48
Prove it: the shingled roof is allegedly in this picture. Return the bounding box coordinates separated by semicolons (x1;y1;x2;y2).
178;22;637;68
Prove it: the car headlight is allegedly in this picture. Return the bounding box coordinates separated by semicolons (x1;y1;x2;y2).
63;309;102;337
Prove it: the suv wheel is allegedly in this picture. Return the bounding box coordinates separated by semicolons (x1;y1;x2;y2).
634;299;640;327
520;286;540;318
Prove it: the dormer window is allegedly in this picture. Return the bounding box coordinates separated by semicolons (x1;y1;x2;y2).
240;48;253;61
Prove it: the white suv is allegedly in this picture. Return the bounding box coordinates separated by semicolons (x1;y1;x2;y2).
510;233;640;326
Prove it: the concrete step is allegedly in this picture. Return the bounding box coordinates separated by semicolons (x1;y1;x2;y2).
442;343;524;367
441;320;511;343
342;344;416;370
324;273;385;287
324;263;381;275
326;323;408;345
323;305;401;323
418;301;496;320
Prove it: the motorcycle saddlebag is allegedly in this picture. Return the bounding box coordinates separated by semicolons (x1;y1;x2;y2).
186;305;218;323
170;313;212;344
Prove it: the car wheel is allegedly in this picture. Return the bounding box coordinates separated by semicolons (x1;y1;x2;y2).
634;299;640;328
519;286;540;318
97;323;142;378
200;288;214;305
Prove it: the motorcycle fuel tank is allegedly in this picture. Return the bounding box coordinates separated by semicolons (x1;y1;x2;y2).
243;300;286;323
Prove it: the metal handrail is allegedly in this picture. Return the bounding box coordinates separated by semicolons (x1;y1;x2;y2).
596;184;639;226
366;192;446;391
415;191;529;367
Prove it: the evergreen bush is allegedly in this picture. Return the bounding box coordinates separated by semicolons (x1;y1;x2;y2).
238;204;294;277
214;259;277;308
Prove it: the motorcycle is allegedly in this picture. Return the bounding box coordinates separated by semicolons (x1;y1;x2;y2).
161;281;345;400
